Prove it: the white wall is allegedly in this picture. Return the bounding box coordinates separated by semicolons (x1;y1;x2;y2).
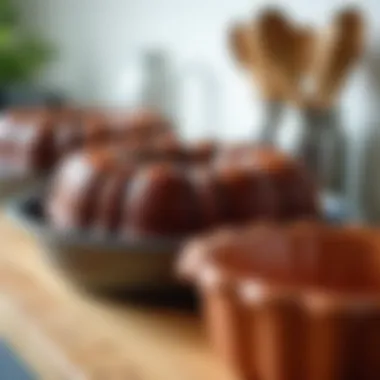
15;0;380;220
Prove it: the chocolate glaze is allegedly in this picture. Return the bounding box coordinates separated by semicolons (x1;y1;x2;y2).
125;163;200;237
96;165;134;233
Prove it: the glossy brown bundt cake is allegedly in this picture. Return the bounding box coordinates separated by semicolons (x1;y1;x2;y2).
47;145;319;238
125;163;201;236
0;107;173;174
112;109;172;144
0;107;61;173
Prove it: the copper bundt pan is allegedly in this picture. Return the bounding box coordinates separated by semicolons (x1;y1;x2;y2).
178;223;380;380
7;188;183;291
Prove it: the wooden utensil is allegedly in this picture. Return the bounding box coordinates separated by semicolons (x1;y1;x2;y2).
229;14;288;145
229;20;284;101
228;10;319;146
293;27;317;88
228;22;255;69
252;9;309;145
297;8;364;193
312;7;365;107
254;8;304;105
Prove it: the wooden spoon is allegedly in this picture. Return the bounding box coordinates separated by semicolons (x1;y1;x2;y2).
229;20;284;101
254;8;304;105
229;22;255;69
312;7;365;108
293;27;317;86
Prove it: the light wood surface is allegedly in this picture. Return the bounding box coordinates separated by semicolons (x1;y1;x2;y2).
0;213;237;380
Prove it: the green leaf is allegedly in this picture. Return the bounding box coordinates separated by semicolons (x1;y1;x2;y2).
0;0;53;83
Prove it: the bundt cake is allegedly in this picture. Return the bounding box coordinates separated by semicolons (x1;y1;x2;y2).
0;106;173;174
0;108;60;173
178;222;380;380
125;163;200;236
111;109;172;144
48;146;122;230
47;146;319;238
96;164;135;233
186;140;217;165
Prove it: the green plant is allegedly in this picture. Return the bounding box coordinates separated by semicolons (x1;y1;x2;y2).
0;0;52;84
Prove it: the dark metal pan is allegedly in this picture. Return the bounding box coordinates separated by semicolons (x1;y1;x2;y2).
0;168;41;201
7;188;185;292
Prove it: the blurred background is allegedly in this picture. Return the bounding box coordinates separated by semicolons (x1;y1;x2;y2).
0;0;373;210
8;0;380;222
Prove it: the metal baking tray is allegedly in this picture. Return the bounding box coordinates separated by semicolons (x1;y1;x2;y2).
7;188;185;292
0;168;41;201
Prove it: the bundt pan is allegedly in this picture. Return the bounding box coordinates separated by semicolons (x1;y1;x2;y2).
178;222;380;380
7;187;183;291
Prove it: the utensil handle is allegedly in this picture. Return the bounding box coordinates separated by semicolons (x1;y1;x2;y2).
298;108;346;193
258;100;285;145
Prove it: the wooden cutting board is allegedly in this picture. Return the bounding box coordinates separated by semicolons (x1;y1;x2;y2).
0;213;237;380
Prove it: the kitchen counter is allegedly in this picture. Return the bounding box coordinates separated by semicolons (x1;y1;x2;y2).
0;214;236;380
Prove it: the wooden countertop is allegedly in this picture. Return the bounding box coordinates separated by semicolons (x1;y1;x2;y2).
0;214;237;380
